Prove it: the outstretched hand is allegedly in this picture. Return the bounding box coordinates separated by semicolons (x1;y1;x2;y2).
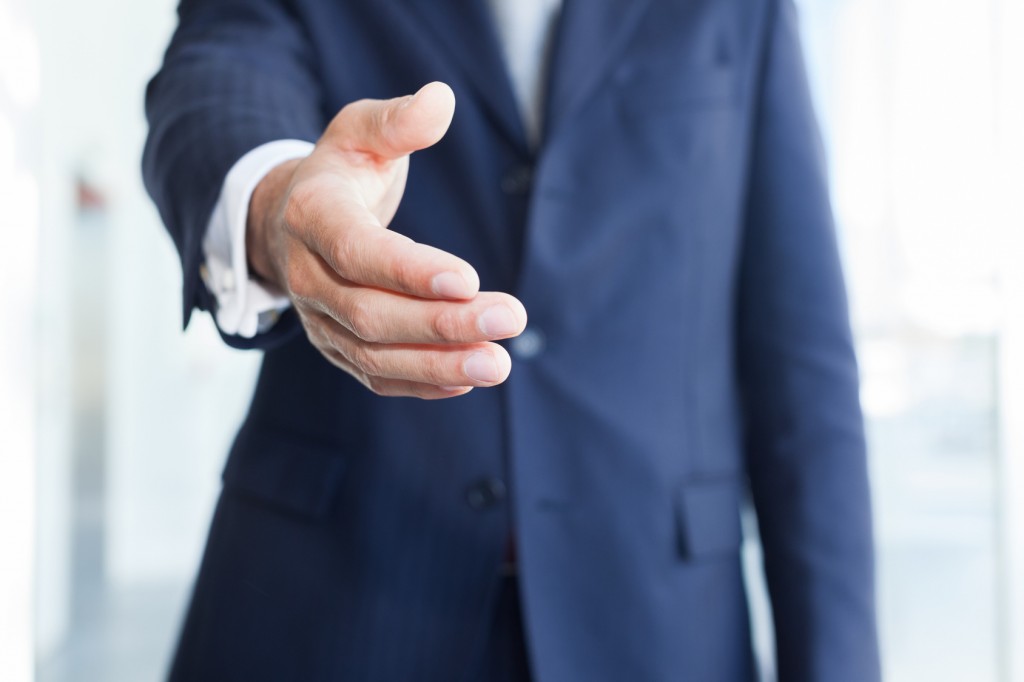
246;82;527;399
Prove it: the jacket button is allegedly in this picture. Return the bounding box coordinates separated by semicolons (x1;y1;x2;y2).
510;327;545;360
466;477;507;510
501;165;533;195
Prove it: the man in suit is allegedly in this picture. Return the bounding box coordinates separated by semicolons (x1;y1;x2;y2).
143;0;881;680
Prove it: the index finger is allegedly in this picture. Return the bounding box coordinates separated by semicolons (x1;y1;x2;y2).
307;197;480;300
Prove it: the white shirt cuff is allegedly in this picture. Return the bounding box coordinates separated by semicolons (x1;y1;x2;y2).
201;139;315;338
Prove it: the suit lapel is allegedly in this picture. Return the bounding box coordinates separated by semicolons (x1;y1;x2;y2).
400;0;528;151
543;0;656;142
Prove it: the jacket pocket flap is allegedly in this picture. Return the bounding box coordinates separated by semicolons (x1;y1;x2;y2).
618;62;739;110
675;477;744;560
222;427;346;519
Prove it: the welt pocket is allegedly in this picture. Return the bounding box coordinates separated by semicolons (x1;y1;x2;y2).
616;61;739;111
674;475;744;561
221;426;347;520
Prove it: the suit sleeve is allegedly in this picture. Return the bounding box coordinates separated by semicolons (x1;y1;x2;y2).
736;1;882;680
142;0;326;350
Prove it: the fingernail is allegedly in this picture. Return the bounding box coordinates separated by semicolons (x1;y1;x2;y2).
477;305;520;337
432;271;474;299
464;352;501;383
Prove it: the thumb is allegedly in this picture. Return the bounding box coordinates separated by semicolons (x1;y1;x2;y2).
327;81;456;160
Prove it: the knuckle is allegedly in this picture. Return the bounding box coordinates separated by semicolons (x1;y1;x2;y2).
308;335;348;373
350;343;382;376
329;233;358;277
284;261;311;299
345;293;380;342
301;314;334;351
429;308;463;343
364;375;388;397
387;250;418;290
283;181;317;231
322;348;348;372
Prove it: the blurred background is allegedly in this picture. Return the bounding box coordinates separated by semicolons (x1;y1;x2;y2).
1;0;1023;680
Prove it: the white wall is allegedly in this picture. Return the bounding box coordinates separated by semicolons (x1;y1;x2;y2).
26;3;262;671
30;0;263;589
0;2;41;679
995;2;1024;679
800;0;1022;679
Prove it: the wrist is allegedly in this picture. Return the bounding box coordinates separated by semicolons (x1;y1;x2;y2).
246;157;302;287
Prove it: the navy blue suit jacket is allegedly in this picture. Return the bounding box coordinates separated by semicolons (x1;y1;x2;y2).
143;0;881;680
